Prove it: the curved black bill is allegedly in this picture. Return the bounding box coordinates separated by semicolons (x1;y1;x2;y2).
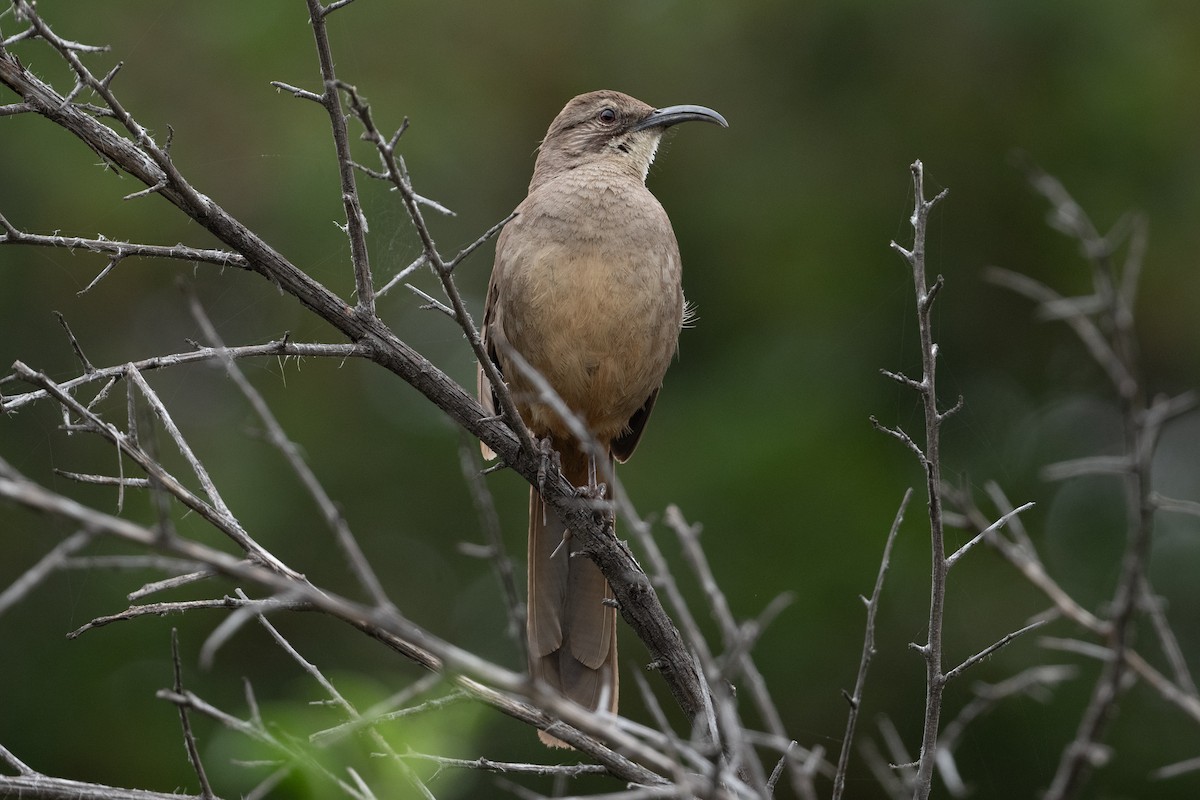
630;103;729;132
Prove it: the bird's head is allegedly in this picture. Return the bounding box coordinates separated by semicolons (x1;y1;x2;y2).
530;90;727;190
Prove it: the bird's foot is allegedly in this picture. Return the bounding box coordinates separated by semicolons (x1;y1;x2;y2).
575;477;610;523
534;437;559;497
576;480;608;502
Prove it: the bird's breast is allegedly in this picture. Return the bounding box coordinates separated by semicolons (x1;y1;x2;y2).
497;178;684;438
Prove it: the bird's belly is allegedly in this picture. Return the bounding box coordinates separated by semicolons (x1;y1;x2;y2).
506;250;681;439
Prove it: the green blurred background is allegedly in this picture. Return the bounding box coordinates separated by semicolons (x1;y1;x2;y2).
2;1;1199;798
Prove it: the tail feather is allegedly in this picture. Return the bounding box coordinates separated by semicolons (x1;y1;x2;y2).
527;448;618;747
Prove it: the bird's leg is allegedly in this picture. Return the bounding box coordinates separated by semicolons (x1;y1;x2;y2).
534;436;559;501
536;437;573;559
576;450;609;510
589;451;609;501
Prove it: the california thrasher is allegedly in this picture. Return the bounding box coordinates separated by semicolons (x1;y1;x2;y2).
477;90;726;745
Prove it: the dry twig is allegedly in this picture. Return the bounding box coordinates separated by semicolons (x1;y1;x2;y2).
874;160;953;800
832;489;910;800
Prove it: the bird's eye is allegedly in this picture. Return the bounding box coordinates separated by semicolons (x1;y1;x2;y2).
597;107;618;124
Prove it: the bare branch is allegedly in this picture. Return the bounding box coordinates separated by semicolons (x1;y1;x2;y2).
943;619;1046;683
879;160;953;800
129;569;219;600
1140;579;1199;700
944;501;1035;569
832;488;910;800
944;483;1107;633
311;674;450;746
997;163;1189;800
122;366;235;530
244;590;440;799
456;434;525;647
171;630;215;799
860;738;909;800
67;596;308;639
0;214;250;271
0;743;34;776
0;530;92;617
657;505;776;791
1;453;687;786
333;80;530;457
321;0;360;17
186;292;393;610
2;338;365;415
880;368;925;393
1;25;37;48
53;470;151;488
0;772;224;800
1151;756;1200;781
1041;455;1131;482
661;503;822;796
399;751;607;777
123;177;168;202
52;311;95;373
985;264;1136;400
936;665;1079;797
405;282;455;318
376;253;427;297
627;668;692;777
301;0;374;314
446;210;517;271
270;80;322;103
156;686;370;800
869;416;925;460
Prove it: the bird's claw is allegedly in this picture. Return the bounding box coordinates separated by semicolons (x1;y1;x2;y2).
576;480;608;502
534;437;558;497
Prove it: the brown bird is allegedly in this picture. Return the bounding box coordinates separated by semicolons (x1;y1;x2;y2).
478;90;726;745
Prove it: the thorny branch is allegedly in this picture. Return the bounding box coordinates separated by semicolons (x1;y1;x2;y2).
170;629;216;799
0;449;704;790
947;483;1200;729
0;0;715;747
3;3;1196;799
332;77;530;457
0;4;814;799
989;164;1198;800
875;162;1043;800
880;160;953;800
186;291;394;611
1;337;366;414
935;665;1079;797
0;211;250;293
832;489;910;800
303;0;375;315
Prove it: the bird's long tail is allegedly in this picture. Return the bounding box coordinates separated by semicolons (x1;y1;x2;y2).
527;446;618;747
